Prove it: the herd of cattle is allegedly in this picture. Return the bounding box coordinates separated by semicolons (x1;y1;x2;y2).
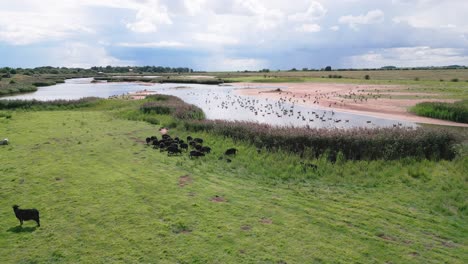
145;134;237;160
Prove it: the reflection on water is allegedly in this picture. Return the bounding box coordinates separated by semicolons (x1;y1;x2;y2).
2;78;416;129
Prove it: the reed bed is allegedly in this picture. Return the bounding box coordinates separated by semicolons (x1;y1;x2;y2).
0;97;101;110
141;94;205;120
411;100;468;123
184;120;459;160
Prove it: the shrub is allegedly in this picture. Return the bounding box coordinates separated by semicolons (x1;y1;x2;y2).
364;75;370;80
451;78;459;82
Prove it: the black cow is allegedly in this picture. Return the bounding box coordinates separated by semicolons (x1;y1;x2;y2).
12;205;40;227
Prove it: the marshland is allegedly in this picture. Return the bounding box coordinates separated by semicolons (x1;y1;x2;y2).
1;1;468;262
1;66;467;263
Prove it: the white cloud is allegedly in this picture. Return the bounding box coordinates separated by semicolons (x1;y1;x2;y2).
125;0;172;33
53;42;133;68
0;11;93;45
330;25;340;31
289;1;327;22
184;0;207;16
198;56;267;71
116;41;186;48
193;33;240;45
295;23;321;33
339;9;385;30
344;46;468;68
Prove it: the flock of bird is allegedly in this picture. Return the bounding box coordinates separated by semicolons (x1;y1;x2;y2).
157;86;406;128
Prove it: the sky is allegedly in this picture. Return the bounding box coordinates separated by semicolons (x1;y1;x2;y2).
0;0;467;71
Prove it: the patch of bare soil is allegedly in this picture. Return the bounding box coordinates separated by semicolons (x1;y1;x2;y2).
211;195;226;203
260;217;273;224
178;175;192;187
235;82;468;127
241;225;252;231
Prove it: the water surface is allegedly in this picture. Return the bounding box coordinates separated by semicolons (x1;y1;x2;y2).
2;78;415;129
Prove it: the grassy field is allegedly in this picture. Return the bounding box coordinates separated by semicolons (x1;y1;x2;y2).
212;69;468;82
0;100;467;263
411;100;468;123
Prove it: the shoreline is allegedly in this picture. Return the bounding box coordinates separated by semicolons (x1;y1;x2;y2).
233;82;468;128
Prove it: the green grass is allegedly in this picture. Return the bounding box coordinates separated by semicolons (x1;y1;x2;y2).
0;100;467;263
217;69;468;82
411;100;468;123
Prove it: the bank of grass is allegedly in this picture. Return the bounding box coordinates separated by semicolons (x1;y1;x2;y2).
95;76;224;85
217;69;468;82
411;100;468;124
0;74;94;97
0;98;467;263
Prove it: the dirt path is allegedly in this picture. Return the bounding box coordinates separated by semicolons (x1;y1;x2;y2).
234;82;468;127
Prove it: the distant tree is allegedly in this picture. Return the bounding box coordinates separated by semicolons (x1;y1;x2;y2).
9;69;17;74
324;66;332;71
302;68;309;71
290;68;297;71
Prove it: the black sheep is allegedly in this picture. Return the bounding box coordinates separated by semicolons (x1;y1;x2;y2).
180;143;189;151
194;138;204;144
200;146;211;153
224;148;238;155
145;137;151;145
187;136;193;142
195;144;203;151
162;134;171;140
189;141;197;148
189;150;205;159
167;146;182;156
12;205;40;227
159;142;167;152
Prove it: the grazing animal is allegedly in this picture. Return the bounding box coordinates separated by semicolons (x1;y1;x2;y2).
189;150;205;159
179;143;189;151
195;144;203;151
189;141;197;148
145;137;151;145
159;142;166;151
224;148;238;156
150;136;158;141
0;138;8;145
167;146;182;156
200;146;211;153
194;138;204;144
162;134;171;140
187;136;193;142
12;205;40;227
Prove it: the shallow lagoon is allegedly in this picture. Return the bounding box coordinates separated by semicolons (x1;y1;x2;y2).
3;78;415;128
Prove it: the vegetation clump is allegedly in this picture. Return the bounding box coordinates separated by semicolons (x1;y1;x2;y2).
411;100;468;123
184;120;459;161
141;95;205;120
0;97;101;110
